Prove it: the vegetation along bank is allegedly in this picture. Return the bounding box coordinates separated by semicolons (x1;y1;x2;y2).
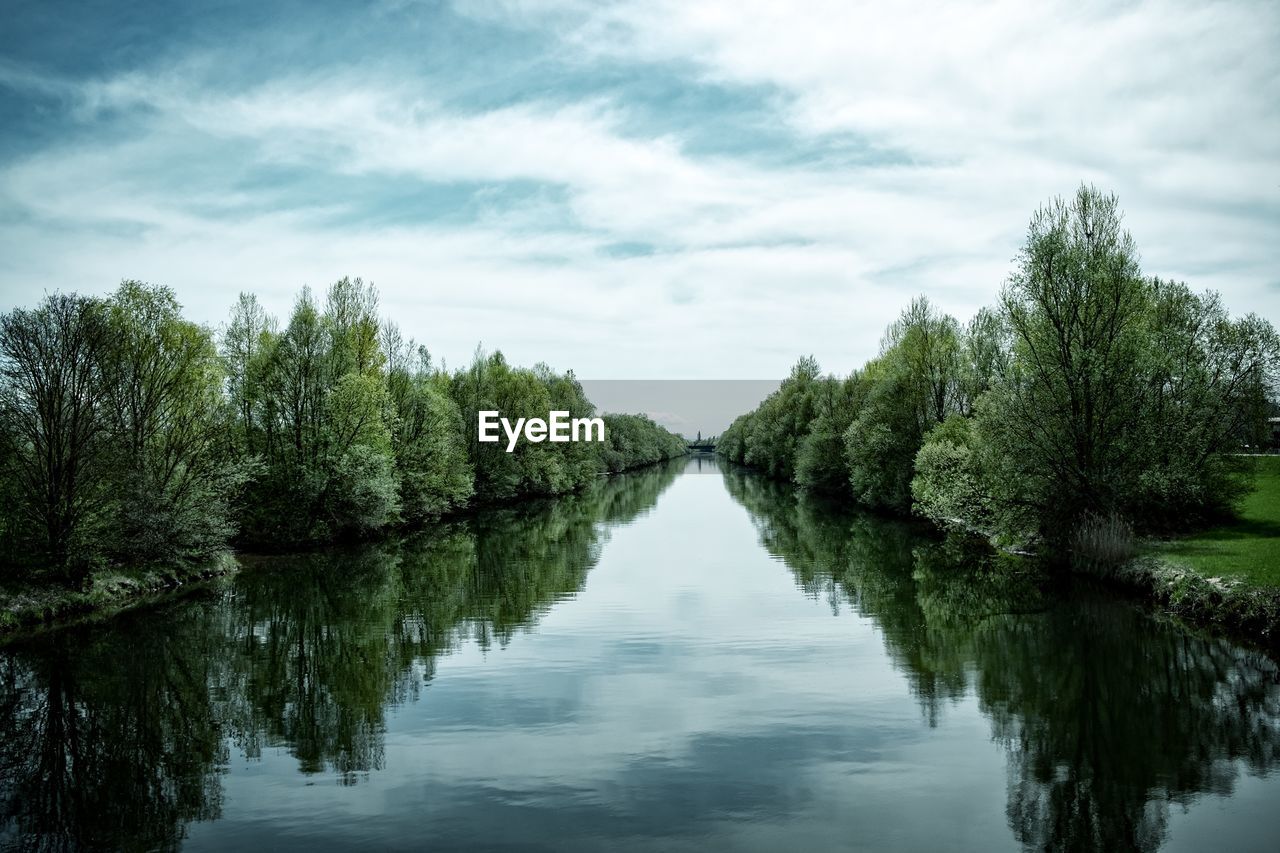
718;186;1280;644
0;278;686;634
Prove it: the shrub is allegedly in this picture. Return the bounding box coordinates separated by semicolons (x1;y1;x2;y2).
1070;512;1136;576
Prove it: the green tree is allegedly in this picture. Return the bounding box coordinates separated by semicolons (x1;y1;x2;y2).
325;276;382;379
598;413;687;473
101;281;251;564
384;328;473;523
1126;278;1279;524
957;307;1009;416
843;299;962;513
450;350;600;503
321;372;399;535
967;187;1280;545
740;356;821;481
222;292;275;456
239;281;401;544
794;375;860;494
985;186;1149;539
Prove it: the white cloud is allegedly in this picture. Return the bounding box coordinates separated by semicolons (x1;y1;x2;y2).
1;1;1276;379
474;0;1280;286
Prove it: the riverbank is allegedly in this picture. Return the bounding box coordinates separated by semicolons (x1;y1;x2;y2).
1120;455;1280;645
0;552;239;639
1105;556;1280;647
1146;456;1280;587
719;453;1280;649
0;452;691;640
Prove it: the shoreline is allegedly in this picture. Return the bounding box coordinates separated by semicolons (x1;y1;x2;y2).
10;452;1275;653
723;457;1280;651
1105;555;1280;650
0;452;690;641
0;551;240;641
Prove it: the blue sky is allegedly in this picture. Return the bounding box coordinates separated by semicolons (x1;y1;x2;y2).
1;0;1277;378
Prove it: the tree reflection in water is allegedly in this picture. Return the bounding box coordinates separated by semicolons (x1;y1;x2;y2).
0;461;682;850
2;460;1277;852
720;465;1280;853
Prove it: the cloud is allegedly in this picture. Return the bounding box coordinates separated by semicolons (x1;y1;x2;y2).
0;1;1276;380
474;0;1280;285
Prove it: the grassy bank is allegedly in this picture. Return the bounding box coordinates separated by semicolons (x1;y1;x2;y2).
1107;456;1280;645
1109;557;1280;647
0;454;690;640
0;552;238;639
1146;456;1280;587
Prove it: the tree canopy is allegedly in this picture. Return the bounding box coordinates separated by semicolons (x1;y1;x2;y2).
0;280;688;580
720;186;1280;560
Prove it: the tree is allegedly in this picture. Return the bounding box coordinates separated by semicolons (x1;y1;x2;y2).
844;299;962;513
321;372;399;535
599;413;687;473
384;327;472;523
0;294;111;578
449;349;600;503
982;186;1150;540
741;356;821;481
794;375;859;494
844;359;919;512
1125;279;1279;523
325;276;382;379
101;281;251;563
880;296;962;430
268;288;328;470
239;281;403;543
222;292;275;456
957;307;1009;416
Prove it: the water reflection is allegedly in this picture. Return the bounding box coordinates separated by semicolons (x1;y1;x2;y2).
0;614;228;852
720;465;1280;852
0;458;1277;851
0;462;681;850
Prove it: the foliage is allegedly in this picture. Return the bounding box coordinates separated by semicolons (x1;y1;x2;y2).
385;339;473;523
598;413;688;473
0;294;112;581
101;281;253;565
718;357;861;495
1151;455;1280;587
721;185;1279;565
449;350;592;503
911;415;990;530
0;278;685;577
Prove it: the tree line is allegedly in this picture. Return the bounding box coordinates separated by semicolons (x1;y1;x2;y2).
719;186;1279;559
0;279;687;584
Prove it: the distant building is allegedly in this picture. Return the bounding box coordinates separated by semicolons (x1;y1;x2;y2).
1270;417;1280;448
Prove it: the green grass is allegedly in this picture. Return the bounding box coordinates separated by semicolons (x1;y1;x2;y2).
1;552;239;639
1151;456;1280;587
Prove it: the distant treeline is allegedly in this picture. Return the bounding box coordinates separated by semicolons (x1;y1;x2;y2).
719;186;1279;558
0;279;686;583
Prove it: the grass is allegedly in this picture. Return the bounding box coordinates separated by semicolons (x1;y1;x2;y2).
0;552;238;639
1150;456;1280;587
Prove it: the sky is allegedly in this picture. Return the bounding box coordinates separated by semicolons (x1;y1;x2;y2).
0;0;1277;380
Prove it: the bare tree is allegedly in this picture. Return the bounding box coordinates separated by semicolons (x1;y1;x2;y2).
0;294;111;576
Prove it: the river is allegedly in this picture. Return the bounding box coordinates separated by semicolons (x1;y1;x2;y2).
2;454;1278;851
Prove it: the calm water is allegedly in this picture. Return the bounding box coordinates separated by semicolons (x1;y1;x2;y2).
2;455;1279;852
